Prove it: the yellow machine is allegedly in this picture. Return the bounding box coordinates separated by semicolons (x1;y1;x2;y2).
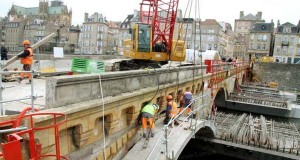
121;0;186;70
123;24;185;66
259;56;275;63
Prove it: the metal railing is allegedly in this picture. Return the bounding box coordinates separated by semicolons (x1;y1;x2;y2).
146;94;212;160
0;67;42;116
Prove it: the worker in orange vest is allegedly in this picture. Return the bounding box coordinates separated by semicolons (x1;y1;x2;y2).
17;40;33;84
166;95;178;128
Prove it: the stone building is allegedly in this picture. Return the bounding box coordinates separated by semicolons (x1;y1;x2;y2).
78;12;109;54
4;0;72;52
219;22;235;58
0;18;5;43
4;19;26;51
248;22;274;58
273;21;300;64
7;0;72;27
199;19;223;52
118;15;134;55
234;11;265;59
108;21;121;54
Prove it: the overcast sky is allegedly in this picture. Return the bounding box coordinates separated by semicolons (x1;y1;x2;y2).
1;0;299;27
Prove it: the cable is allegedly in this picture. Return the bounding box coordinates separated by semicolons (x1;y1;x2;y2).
98;74;106;160
146;68;160;103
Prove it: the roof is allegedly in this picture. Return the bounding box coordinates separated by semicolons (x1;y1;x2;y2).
201;19;219;25
277;22;299;33
280;22;296;27
11;4;68;16
240;14;258;21
49;6;67;15
250;22;273;33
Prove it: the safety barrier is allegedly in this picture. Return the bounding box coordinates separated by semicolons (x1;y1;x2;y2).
0;70;41;115
146;94;212;160
0;112;67;160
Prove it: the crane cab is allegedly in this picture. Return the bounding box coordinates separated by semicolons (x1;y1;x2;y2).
123;23;186;63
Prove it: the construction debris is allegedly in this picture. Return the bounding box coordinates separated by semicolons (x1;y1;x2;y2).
215;112;300;155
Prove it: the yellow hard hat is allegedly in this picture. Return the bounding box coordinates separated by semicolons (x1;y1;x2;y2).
23;40;30;45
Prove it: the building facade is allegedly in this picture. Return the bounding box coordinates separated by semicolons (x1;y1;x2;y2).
8;0;72;27
234;11;265;59
79;12;109;54
4;19;26;51
4;0;72;52
198;19;223;53
248;22;274;58
0;18;5;43
273;21;300;64
108;21;121;54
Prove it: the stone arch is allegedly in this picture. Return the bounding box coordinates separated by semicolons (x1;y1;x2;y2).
64;124;83;152
122;106;135;126
196;125;215;138
215;87;227;108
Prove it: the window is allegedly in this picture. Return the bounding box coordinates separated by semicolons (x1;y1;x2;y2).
288;46;294;54
261;44;266;50
208;36;214;41
297;48;300;55
250;34;254;40
298;38;300;44
290;36;294;42
276;46;281;52
283;36;288;41
187;43;190;49
262;35;267;41
282;46;287;53
257;44;261;50
137;24;151;52
208;29;214;33
257;35;262;41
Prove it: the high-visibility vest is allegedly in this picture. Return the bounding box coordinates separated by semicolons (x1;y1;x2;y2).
141;104;155;116
21;48;33;65
168;101;178;116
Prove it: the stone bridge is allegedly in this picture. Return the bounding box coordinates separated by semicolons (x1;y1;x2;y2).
0;63;247;159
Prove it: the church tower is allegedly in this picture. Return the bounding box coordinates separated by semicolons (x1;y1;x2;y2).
39;0;49;18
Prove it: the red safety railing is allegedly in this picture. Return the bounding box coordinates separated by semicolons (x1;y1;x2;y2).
0;111;67;160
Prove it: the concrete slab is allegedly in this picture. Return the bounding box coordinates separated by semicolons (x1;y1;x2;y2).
123;117;207;160
1;78;46;115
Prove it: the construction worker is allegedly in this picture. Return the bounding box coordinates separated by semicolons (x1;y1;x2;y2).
140;103;159;138
17;40;33;84
166;95;178;128
0;42;8;60
179;88;193;115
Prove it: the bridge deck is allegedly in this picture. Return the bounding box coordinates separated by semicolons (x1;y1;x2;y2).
0;79;46;115
123;117;208;160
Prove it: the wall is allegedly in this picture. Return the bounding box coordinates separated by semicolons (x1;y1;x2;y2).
45;65;207;108
253;62;300;91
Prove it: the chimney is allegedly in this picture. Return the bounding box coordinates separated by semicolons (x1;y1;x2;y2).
94;12;98;22
256;12;262;20
84;13;89;22
240;11;244;19
277;20;280;28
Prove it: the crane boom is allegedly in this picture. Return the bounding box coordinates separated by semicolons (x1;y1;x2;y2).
140;0;179;53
